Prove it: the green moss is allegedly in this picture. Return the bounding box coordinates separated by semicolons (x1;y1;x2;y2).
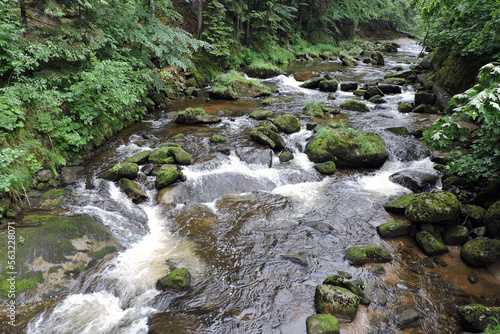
155;164;183;189
271;114;300;134
0;271;44;297
210;134;226;143
314;161;337;174
377;222;411;238
156;267;191;291
306;314;340;334
345;246;392;265
249;109;272;120
304;101;327;117
339;100;369;112
262;97;281;105
384;194;417;214
48;266;63;274
149;147;176;165
103;162;139;181
126;150;151;164
167;146;192;165
405;190;462;224
319;79;339;92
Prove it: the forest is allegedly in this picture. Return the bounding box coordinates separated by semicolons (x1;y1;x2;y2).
0;0;499;211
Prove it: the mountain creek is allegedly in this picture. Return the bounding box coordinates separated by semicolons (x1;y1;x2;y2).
2;38;500;334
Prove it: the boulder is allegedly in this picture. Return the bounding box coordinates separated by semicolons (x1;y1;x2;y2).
353;89;366;97
484;200;500;238
383;43;398;52
271;114;301;134
460;238;500;266
371;51;384;65
126;151;151;164
155;164;183;189
149;147;176;165
397;308;423;329
378;84;402;94
315;284;360;322
279;151;294;162
474;180;500;208
319;79;339;92
345;246;392;265
254;125;286;150
385;78;405;85
156;267;192;291
61;166;85;186
462;204;486;227
244;65;284;79
377;222;411;238
339;53;356;66
249;109;272;120
301;77;324;89
294;72;319;82
457;304;500;332
29;189;68;210
415;231;449;256
175;107;221;124
386;127;409;135
305;126;388;168
210;134;226;143
404;190;462;225
168;146;192;165
368;95;386;104
384;194;417;214
323;275;370;305
314;161;337;174
118;178;148;204
103;162;139;181
339;100;370;112
441;226;469;245
340;82;358;92
250;131;276;149
363;86;384;99
398;102;413;113
388;169;440;193
306;314;340;334
415;91;436;106
413;104;438;114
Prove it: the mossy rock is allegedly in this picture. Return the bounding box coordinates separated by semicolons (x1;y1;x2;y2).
167;146;192;165
386;127;409;136
261;97;281;105
149;147;176;165
473;180;500;209
353;89;366;97
156;267;192;291
441;226;469;245
249;109;272;120
384;194;417;214
413;104;438;114
385;78;406;85
323;275;370;305
314;161;336;174
368;95;386;104
460;238;500;267
306;314;340;334
319;79;339;92
345;246;392;265
208;86;238;100
118;178;148;204
340;82;358;92
371;51;384;65
484;200;500;238
61;166;85;186
301;77;324;89
405;190;462;225
315;284;360;322
244;64;284;79
377;222;411;238
279;151;294;162
250;131;276;149
339;100;369;112
126;150;151;164
463;204;486;227
103;162;139;181
363;86;384;99
175;107;221;124
210;134;227;143
155;164;183;189
415;231;449;256
256;125;286;150
457;304;500;332
271;114;301;134
29;189;68;210
415;91;436;106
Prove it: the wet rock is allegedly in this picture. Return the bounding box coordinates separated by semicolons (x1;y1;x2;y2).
337;271;352;279
249;109;272;120
345;246;393;265
368;95;386;104
484;200;500;238
457;304;500;332
418;222;434;233
383;42;399;52
384;194;417;214
369;315;390;333
433;257;448;267
389;169;440;193
441;226;469;245
415;91;436;106
405;190;462;225
168;146;192;165
353;89;366;97
363;86;384;99
374;288;387;306
460;238;500;267
271;114;301;134
149;147;176;165
281;254;308;267
118;178;148;204
304;221;333;234
210;134;226;143
306;314;339;334
462;204;486;227
156;267;191;291
471;226;487;238
385;70;417;83
368;264;386;275
37;169;56;183
244;65;283;79
305;126;388;168
104;162;139;181
385;77;405;85
315;284;360;322
371;51;384;65
126;150;151;164
398;102;413;113
339;53;356;66
378;84;402;94
216;144;231;155
386;127;409;135
314;161;336;174
468;272;478;284
29;189;68;210
319;79;339;92
61;166;85;185
397;308;423;329
294;72;319;82
430;152;450;165
323;275;370;305
141;164;155;176
474;180;500;208
252;125;286;150
175;107;221;124
413;104;438;114
377;222;411;238
340;82;358;91
416;231;449;256
155;164;183;189
301;77;324;89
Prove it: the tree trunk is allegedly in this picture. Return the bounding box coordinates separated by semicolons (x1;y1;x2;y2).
20;0;27;27
196;0;203;37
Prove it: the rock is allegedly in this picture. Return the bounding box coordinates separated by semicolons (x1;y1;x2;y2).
398;102;413;113
434;257;448;267
314;161;336;174
294;72;319;82
457;304;500;332
255;125;286;150
460;238;500;266
118;178;148;203
141;164;155;176
126;150;151;164
340;82;358;91
368;95;386;104
404;190;462;225
37;169;56;182
416;231;449;256
339;53;355;66
167;146;192;165
430;152;450;165
315;284;360;322
103;162;139;181
385;77;405;85
353;89;366;97
339;100;370;112
374;288;387;306
413;104;438;114
474;180;500;208
441;226;469;245
156;267;191;291
306;314;340;334
29;189;68;210
415;91;436;106
148;147;176;165
249;109;272;120
250;131;276;149
463;204;486;227
345;246;392;265
305;126;388;168
363;86;384;99
368;264;386;275
244;65;283;79
155;164;183;189
386;127;409;135
389;169;440;193
61;166;85;185
471;226;487;238
377;222;411;238
301;77;324;89
175;107;221;124
371;51;384;65
385;70;417;83
384;194;417;214
397;308;423;329
319;79;339;92
279;151;294;162
271;114;301;134
468;272;478;284
378;84;402;94
484;200;500;238
216;144;231;155
323;275;370;305
210;134;226;143
383;43;398;52
370;315;390;333
281;254;308;267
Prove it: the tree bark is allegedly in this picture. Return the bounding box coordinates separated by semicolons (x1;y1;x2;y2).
196;0;203;37
20;0;27;26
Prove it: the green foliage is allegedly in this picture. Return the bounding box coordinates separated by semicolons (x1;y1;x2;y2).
484;317;500;334
422;63;500;180
304;101;326;117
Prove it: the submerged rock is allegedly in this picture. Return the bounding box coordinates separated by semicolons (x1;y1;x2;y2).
457;304;500;332
405;190;462;225
315;284;360;322
460;238;500;267
156;267;192;291
416;231;449;256
397;308;423;329
306;314;340;334
345;246;392;265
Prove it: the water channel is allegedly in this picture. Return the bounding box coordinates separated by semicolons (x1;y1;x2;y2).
23;40;500;333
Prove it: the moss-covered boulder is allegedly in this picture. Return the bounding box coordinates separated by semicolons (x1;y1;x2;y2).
339;53;356;66
371;51;384;65
484;200;500;238
368;95;386;104
378;84;402;94
441;226;469;245
167;146;192;165
305;126;388;168
398;102;413;113
416;231;449;256
463;204;486;227
279;151;294;162
339;100;369;112
271;114;301;134
413;104;438;114
340;82;358;91
29;189;68;210
118;178;148;204
306;314;340;334
209;70;271;99
363;86;384;100
377;222;411;238
415;91;436;106
155;164;183;189
250;131;276;149
345;246;393;265
301;77;324;89
314;161;337;174
315;284;360;322
323;275;370;305
210;134;226;143
156;267;192;291
149;147;175;165
460;238;500;267
251;124;286;150
0;214;119;302
244;63;284;79
103;162;139;181
319;79;339;92
126;151;151;164
457;304;500;332
384;194;417;214
405;190;462;225
249;109;272;120
175;107;221;124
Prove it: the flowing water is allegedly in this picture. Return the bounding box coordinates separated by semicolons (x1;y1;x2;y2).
22;40;500;333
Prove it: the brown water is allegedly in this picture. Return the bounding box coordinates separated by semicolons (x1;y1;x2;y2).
18;41;500;333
